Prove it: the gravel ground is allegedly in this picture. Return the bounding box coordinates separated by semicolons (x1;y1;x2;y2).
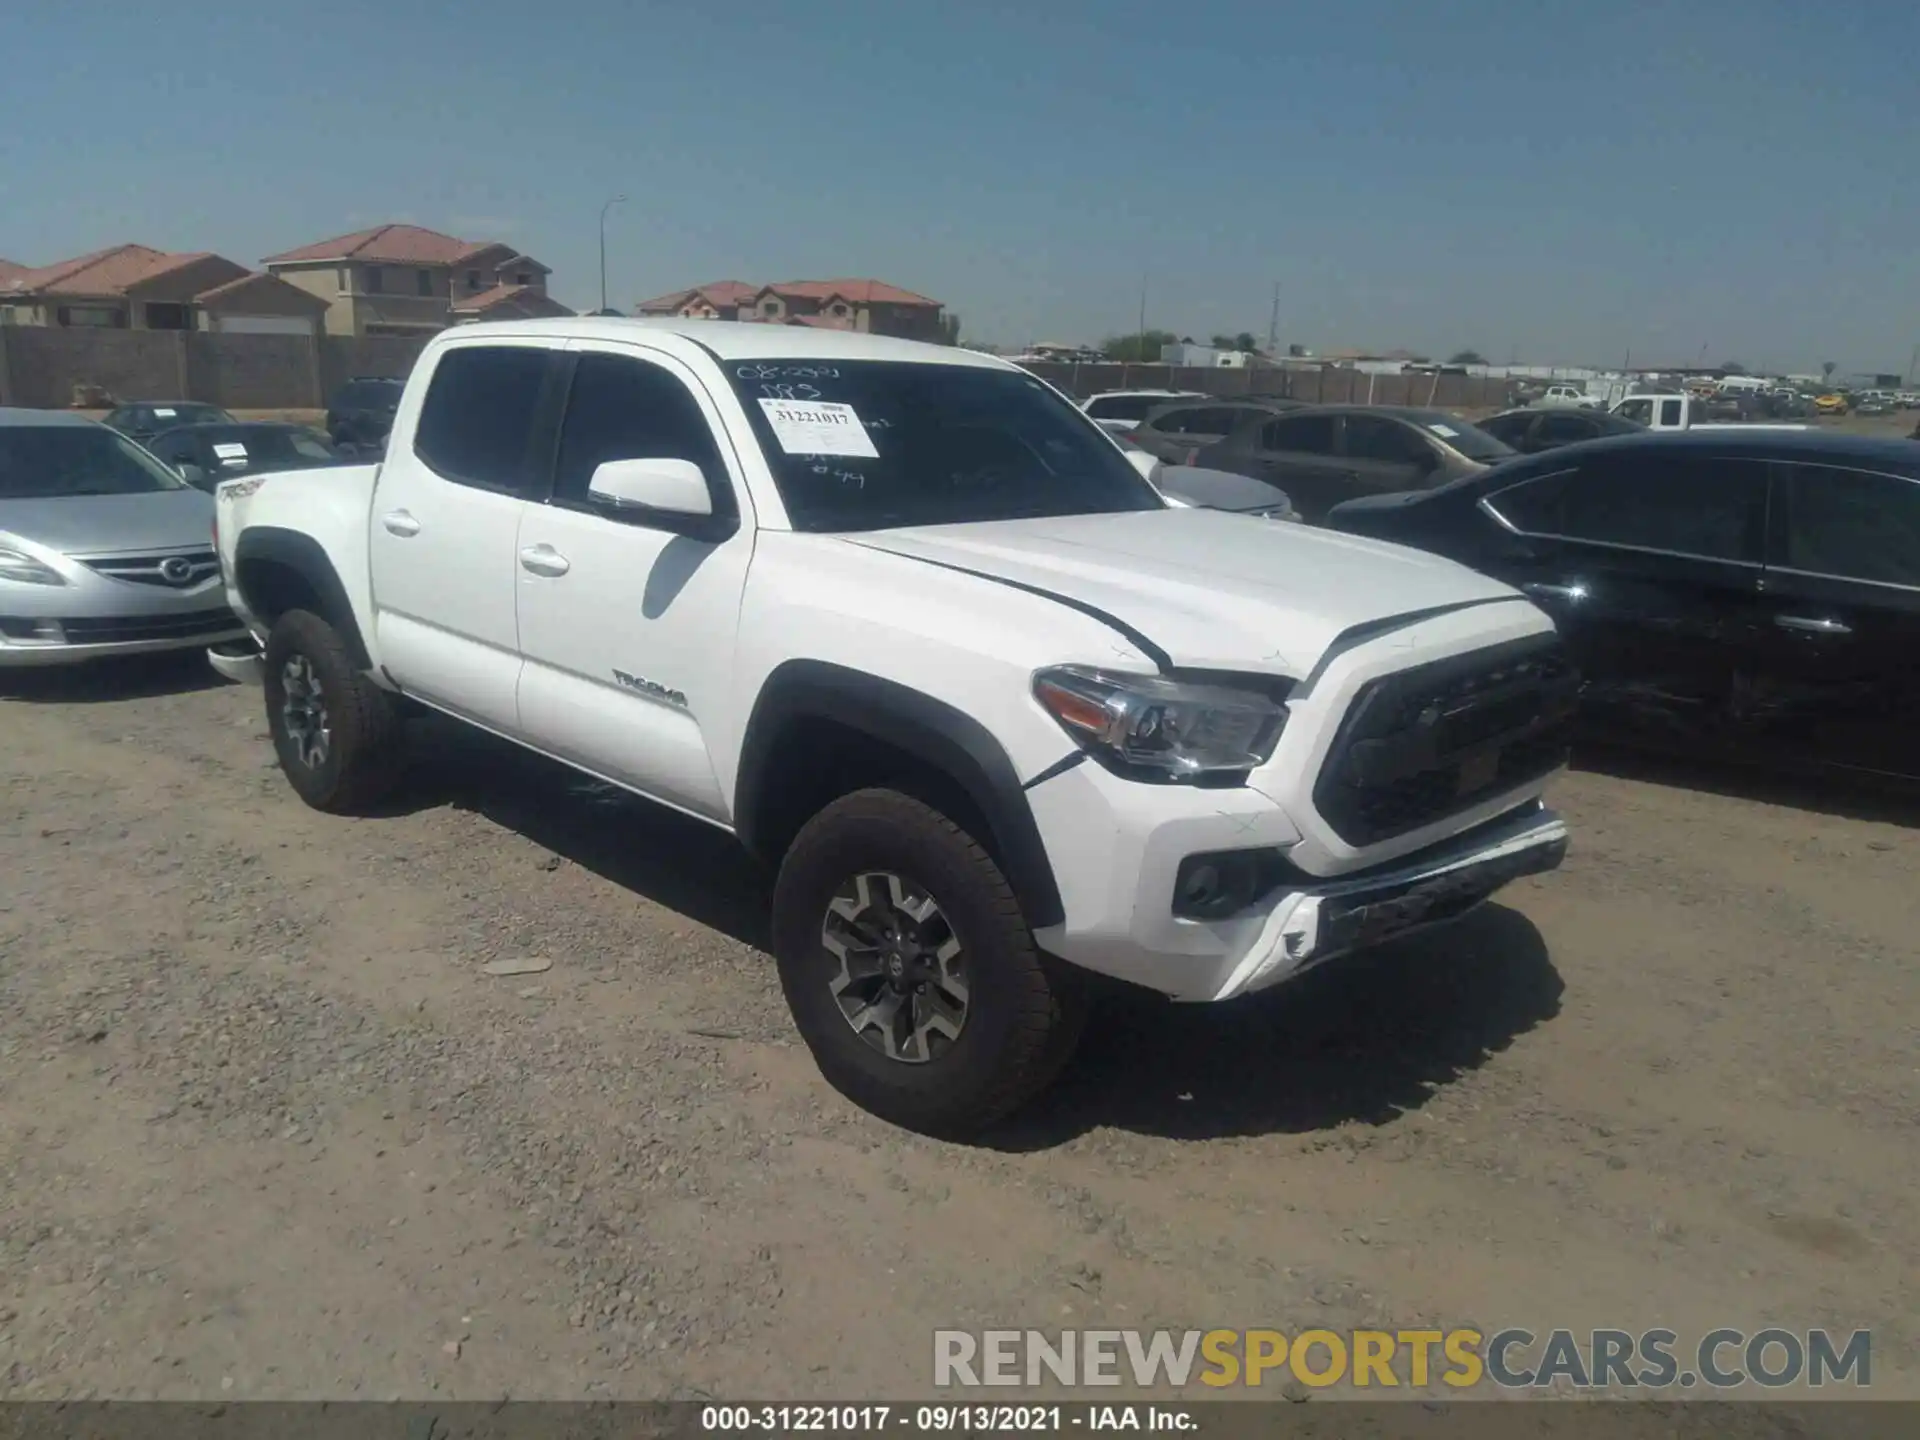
0;654;1915;1406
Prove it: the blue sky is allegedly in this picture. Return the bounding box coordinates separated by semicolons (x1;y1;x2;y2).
4;0;1917;372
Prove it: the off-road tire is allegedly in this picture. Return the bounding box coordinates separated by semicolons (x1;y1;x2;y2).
771;788;1085;1137
263;608;405;813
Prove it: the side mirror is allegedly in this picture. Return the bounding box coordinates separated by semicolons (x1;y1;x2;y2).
1123;449;1162;484
587;457;712;517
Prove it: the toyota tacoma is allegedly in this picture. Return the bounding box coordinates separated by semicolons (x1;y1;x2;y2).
210;319;1573;1135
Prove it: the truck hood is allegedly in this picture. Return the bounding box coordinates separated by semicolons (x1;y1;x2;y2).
849;507;1526;677
0;490;215;555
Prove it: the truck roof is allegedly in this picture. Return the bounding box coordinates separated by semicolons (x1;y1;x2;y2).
444;317;1015;370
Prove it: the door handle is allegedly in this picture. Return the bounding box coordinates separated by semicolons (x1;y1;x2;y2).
381;510;420;538
1774;614;1850;635
1522;582;1589;603
519;544;571;578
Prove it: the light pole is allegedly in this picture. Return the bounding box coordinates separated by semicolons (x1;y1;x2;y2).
598;195;627;314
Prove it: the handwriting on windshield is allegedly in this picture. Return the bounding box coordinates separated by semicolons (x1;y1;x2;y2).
759;382;822;401
737;364;840;381
809;463;865;488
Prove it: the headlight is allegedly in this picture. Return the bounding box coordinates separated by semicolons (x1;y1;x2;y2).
0;546;66;585
1032;665;1287;782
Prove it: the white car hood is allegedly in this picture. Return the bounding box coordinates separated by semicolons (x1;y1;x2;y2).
849;507;1527;677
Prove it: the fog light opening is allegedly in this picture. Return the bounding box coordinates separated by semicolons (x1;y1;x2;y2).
1173;849;1291;921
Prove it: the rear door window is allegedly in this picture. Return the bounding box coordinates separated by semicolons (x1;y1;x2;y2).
411;345;554;494
1260;414;1337;454
1342;415;1433;464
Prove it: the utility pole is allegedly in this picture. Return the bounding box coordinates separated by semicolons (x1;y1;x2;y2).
1908;342;1918;386
598;195;628;314
1266;281;1280;353
1137;274;1147;344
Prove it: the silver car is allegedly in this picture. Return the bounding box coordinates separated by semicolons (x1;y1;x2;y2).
0;409;247;666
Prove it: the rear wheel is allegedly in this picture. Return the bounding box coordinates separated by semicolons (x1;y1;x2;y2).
771;788;1084;1137
263;609;405;813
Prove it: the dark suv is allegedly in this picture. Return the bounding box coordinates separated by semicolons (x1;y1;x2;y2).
325;376;406;454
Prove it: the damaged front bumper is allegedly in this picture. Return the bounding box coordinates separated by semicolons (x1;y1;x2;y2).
1202;802;1567;1002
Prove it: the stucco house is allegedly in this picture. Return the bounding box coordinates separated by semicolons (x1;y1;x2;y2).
635;278;945;342
263;224;566;337
0;245;329;335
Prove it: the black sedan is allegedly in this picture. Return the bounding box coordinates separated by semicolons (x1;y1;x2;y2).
1190;405;1515;522
146;421;344;492
1324;429;1920;783
102;401;235;443
1125;397;1304;464
1476;406;1646;454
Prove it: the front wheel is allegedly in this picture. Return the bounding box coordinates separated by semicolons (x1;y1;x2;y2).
771;789;1084;1137
263;609;406;813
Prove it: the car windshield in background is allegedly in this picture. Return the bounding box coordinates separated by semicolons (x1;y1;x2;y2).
135;404;228;428
198;427;338;472
1084;395;1164;422
1402;411;1516;463
726;361;1165;531
0;426;188;498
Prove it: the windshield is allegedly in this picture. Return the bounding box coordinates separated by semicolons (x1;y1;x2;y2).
0;425;189;499
201;428;337;472
726;360;1164;531
1401;411;1516;463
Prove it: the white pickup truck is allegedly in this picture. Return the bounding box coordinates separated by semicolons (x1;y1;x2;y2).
210;319;1572;1134
1535;384;1602;410
1611;393;1810;433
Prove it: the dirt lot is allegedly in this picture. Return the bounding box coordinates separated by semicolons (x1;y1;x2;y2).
1;657;1916;1406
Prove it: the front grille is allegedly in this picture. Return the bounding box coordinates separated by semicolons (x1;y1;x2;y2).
77;549;221;590
1313;634;1578;846
0;608;240;645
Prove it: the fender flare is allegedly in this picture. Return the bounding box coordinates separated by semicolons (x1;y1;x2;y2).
231;526;372;670
735;660;1066;930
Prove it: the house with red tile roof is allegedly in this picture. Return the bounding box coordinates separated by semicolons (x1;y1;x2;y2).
635;278;945;342
262;224;568;337
0;244;330;335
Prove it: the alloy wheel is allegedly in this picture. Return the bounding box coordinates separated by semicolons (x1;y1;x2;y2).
280;654;331;769
820;871;969;1064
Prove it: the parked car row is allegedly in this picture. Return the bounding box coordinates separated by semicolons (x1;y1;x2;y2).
11;319;1920;1136
1326;428;1920;784
0;389;377;668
